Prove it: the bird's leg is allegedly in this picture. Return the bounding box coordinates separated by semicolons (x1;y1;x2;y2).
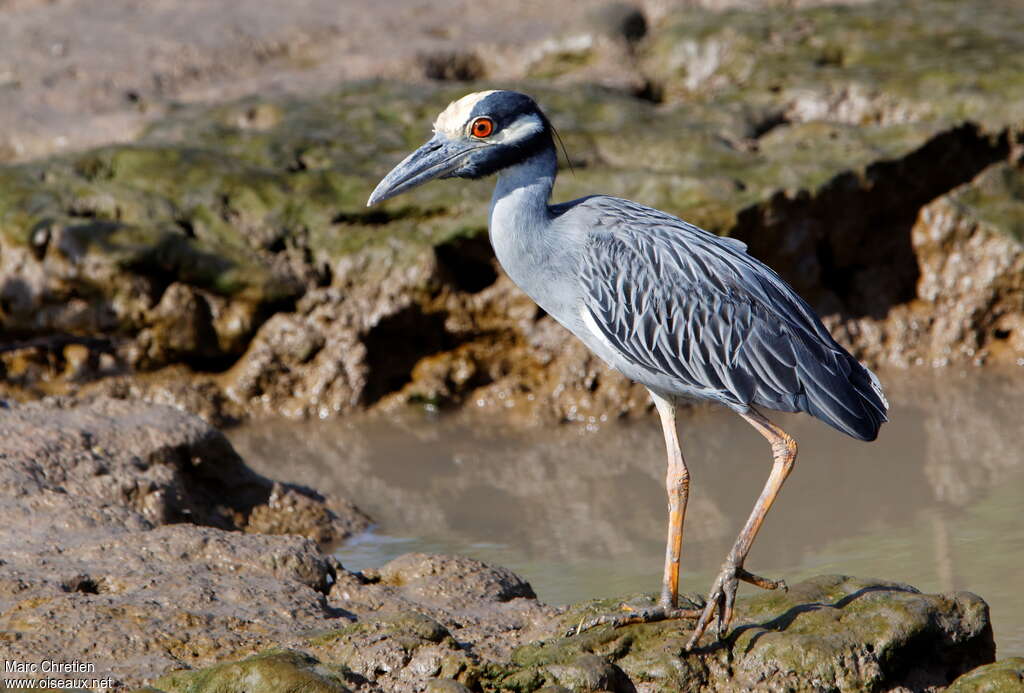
655;393;691;610
567;394;701;636
685;407;797;651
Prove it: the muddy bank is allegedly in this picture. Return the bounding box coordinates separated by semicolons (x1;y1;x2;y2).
228;367;1024;658
0;397;365;683
0;397;1006;691
0;0;879;163
1;0;1023;425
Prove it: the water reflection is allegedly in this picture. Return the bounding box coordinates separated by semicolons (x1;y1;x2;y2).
229;368;1024;657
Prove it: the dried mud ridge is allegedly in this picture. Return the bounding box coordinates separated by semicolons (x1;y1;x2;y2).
1;396;1018;692
0;0;1022;426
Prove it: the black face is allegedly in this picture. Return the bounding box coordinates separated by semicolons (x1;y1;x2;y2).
367;90;558;207
446;91;555;180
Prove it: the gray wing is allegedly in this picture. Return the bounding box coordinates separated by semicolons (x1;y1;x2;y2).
574;197;888;440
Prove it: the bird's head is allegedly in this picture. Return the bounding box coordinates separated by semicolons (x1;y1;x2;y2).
367;90;553;206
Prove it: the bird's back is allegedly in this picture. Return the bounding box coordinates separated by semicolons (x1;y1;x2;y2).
554;196;888;441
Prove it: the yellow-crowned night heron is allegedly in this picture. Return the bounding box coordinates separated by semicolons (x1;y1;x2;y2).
367;90;888;649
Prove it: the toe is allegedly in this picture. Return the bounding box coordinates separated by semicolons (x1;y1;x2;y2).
718;578;739;639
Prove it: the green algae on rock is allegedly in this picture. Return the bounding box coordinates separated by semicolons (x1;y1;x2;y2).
150;650;353;693
138;574;995;693
2;1;1024;423
947;657;1024;693
489;575;994;692
640;0;1024;132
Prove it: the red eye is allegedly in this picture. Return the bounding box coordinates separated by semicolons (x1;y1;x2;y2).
470;117;495;138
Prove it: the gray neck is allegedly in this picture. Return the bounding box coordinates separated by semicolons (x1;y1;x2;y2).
488;147;569;313
489;147;557;232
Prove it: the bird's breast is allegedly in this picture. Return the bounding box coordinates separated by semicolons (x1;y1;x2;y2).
488;218;583;325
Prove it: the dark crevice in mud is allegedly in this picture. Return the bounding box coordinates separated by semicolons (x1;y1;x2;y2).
360;304;458;406
631;79;664;104
164;435;277;529
192;294;299;375
750;111;790;139
265;234;287;253
434;232;498;293
0;333;115;355
732;123;1010;320
63;575;102;594
179;350;239;375
28;220;54;259
884;620;995;692
332;205;448;226
419;50;487;82
174;217;197;238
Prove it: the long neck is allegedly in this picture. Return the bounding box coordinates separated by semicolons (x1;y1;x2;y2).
488;146;565;310
489;146;557;234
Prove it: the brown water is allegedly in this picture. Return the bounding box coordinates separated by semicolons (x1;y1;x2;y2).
229;368;1024;658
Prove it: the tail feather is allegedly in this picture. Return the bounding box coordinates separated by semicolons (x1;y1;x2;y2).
806;353;888;441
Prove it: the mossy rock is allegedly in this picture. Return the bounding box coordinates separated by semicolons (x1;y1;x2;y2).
308;610;451;649
148;649;351;693
3;0;1023;407
136;575;995;693
641;0;1024;132
305;610;480;687
488;576;994;692
947;657;1024;693
947;162;1024;245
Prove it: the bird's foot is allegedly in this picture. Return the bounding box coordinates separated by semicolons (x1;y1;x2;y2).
684;563;787;651
566;599;703;637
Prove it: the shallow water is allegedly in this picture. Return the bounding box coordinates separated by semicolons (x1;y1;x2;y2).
230;368;1024;658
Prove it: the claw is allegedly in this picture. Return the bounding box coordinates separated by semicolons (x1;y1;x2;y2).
684;563;785;651
567;603;701;638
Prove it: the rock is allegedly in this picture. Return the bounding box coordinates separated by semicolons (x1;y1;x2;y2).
0;396;368;541
542;654;636;692
947;658;1024;692
419;50;487;82
726;576;993;691
425;680;474;693
325;552;553;669
369;553;537;606
141;574;996;693
0;397;371;688
2;1;1024;427
245;482;369;546
831;161;1024;368
307;612;463;687
0;398;553;688
640;0;1024;130
503;575;994;692
151;650;353;693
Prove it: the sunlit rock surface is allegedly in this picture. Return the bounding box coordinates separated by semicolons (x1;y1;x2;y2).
947;657;1024;693
0;398;1004;691
0;398;367;683
141;575;994;693
0;0;1022;424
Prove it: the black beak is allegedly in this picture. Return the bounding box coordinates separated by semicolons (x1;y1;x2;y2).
367;134;484;206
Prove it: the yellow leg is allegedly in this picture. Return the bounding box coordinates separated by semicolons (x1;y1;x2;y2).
653;393;690;609
566;392;700;636
685;407;797;651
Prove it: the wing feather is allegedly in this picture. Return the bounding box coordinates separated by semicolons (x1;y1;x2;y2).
573;196;888;439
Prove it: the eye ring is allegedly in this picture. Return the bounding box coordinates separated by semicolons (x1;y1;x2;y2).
470;117;495;138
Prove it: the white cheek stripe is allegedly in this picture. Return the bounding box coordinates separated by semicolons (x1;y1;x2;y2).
493;114;544;144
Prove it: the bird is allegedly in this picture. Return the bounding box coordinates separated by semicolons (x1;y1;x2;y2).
367;90;888;649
